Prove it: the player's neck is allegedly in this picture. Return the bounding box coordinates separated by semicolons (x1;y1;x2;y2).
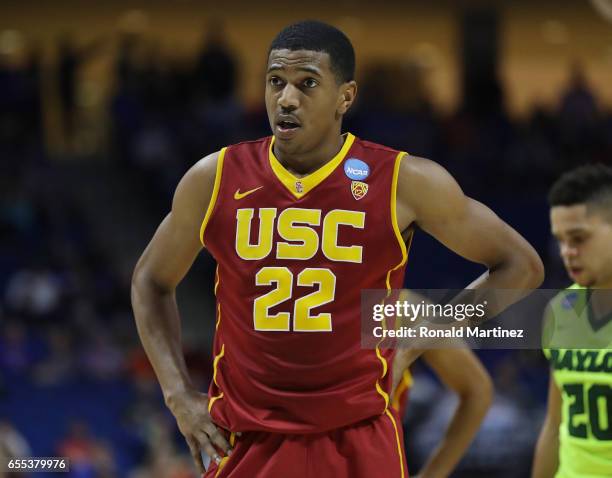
274;131;346;177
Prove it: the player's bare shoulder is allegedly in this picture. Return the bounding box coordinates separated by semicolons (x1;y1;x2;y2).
159;149;223;255
397;154;464;206
395;154;467;232
173;150;221;222
131;151;222;290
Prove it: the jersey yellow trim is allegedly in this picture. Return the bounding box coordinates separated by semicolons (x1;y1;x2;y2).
214;265;220;295
387;229;413;291
213;432;235;476
215;456;229;478
376;380;390;409
402;368;413;387
268;133;355;199
208;392;224;413
375;345;390;410
386;151;409;290
200;147;228;246
215;303;221;330
376;346;389;377
385;409;406;478
208;343;226;413
391;369;413;411
374;151;412;414
215;267;222;329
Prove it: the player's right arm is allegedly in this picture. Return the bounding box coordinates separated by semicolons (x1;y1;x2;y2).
531;373;561;478
131;151;231;473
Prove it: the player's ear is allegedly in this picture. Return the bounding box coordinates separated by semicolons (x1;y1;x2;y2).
337;80;357;115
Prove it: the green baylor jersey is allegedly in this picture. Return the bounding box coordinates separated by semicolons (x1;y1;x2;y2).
543;284;612;478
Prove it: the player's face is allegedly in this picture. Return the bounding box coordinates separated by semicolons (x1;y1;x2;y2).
551;204;612;287
265;49;355;154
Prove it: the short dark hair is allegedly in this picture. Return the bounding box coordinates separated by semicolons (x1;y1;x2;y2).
268;20;355;84
549;164;612;219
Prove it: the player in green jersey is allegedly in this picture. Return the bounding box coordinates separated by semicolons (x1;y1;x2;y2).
532;164;612;478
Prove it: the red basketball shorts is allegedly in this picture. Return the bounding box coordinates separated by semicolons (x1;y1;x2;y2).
203;408;408;478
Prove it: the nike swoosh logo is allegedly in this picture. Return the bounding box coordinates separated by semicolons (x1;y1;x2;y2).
234;186;263;200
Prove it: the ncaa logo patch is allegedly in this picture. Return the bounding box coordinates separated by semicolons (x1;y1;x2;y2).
351;181;368;200
344;158;370;181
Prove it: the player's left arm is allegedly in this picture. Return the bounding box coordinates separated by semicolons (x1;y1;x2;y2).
415;348;493;478
396;156;545;300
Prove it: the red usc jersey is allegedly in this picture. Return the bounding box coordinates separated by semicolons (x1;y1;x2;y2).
200;132;411;434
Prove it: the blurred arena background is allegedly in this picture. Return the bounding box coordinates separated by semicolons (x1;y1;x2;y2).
1;0;611;476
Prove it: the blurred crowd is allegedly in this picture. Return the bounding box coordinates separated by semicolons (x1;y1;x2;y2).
1;22;611;477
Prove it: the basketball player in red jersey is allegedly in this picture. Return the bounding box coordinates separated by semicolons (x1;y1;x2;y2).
131;20;544;478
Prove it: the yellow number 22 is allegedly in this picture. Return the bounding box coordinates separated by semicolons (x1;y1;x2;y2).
253;267;336;332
